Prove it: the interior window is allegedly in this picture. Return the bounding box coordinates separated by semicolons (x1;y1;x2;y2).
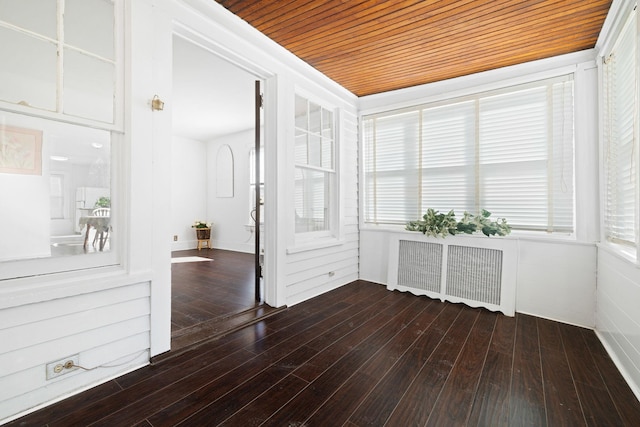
0;0;120;279
1;111;112;263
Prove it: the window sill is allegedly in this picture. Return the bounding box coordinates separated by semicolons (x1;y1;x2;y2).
597;242;638;266
360;224;593;246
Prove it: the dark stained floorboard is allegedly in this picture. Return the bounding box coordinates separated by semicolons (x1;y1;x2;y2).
7;279;640;427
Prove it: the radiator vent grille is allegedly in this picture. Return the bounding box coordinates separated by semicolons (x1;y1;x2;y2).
446;245;502;305
389;235;516;316
397;240;442;292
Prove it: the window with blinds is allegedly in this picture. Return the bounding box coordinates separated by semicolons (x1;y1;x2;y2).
363;76;575;233
603;8;637;250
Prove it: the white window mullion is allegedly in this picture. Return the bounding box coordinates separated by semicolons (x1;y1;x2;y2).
546;84;554;232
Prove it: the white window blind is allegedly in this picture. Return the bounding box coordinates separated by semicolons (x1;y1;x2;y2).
604;8;637;247
363;76;575;233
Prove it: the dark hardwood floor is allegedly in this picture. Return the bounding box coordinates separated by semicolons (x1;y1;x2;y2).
8;280;640;426
169;248;281;353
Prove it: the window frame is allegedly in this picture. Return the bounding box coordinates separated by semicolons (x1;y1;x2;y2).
361;75;576;236
0;0;124;282
290;89;341;251
0;0;124;131
600;4;639;261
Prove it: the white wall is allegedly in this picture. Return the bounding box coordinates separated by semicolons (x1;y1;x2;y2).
0;113;52;262
171;135;208;251
207;129;256;253
596;249;640;400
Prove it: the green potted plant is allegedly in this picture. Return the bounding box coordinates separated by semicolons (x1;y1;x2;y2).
94;197;111;208
191;220;212;240
406;208;511;238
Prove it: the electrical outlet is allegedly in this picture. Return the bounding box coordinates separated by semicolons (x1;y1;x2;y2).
173;235;178;241
46;355;79;380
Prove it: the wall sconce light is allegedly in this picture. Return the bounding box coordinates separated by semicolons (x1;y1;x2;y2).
151;95;165;111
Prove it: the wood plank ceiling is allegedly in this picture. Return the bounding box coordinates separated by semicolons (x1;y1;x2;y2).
214;0;612;97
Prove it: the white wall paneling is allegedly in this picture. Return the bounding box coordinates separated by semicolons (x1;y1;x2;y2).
0;282;150;421
596;248;640;401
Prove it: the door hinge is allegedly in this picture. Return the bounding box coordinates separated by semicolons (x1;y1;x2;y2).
259;93;264;108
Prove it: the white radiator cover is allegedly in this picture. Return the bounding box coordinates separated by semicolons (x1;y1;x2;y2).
387;233;518;316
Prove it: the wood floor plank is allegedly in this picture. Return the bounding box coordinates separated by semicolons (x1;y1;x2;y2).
581;330;640;426
218;374;309;427
467;310;516;426
148;292;400;425
292;293;419;383
95;298;373;425
424;309;496;426
537;318;585;426
153;346;320;426
260;296;435;426
559;323;608;388
467;349;512;427
304;300;449;426
378;304;479;426
540;346;585;426
509;314;547;426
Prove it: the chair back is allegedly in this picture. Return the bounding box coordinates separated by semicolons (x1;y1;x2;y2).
92;208;110;217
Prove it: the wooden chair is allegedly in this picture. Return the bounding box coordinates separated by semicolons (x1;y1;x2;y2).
91;208;111;248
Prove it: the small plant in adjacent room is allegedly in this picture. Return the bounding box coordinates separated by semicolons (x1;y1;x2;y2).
406;208;511;238
191;220;212;229
94;197;110;208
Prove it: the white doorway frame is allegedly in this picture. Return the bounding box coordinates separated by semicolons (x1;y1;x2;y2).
171;22;279;308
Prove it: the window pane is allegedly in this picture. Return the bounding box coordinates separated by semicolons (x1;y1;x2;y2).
0;0;57;38
63;48;115;123
308;133;322;167
0;111;111;262
65;0;115;60
309;102;321;134
295;94;336;235
364;110;420;223
421;101;476;214
50;174;64;219
295;130;308;164
295;95;307;130
295;168;329;233
0;27;57;111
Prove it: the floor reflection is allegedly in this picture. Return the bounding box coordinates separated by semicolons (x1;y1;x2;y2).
50;234;109;256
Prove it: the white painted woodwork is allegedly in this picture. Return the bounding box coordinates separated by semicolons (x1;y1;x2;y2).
0;282;150;420
596;248;640;401
386;232;518;316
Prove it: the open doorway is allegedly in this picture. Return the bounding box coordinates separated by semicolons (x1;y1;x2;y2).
168;34;271;352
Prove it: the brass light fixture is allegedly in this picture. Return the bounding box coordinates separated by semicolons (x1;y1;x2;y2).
151;95;165;111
